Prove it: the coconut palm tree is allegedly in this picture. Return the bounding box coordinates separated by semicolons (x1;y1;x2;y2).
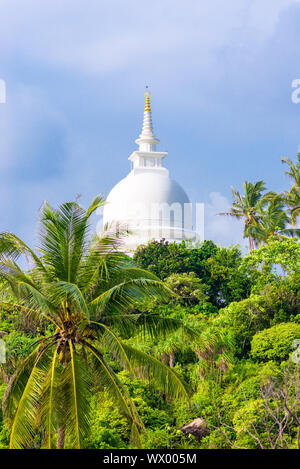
218;181;270;250
249;194;300;245
282;154;300;226
0;197;195;449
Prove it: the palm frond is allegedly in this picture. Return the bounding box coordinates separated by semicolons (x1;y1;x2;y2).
6;345;52;449
48;347;58;449
83;341;144;448
38;198;103;284
85;195;106;218
57;342;92;449
40;348;59;449
89;278;171;318
128;313;200;342
0;232;46;273
48;281;89;319
112;341;190;401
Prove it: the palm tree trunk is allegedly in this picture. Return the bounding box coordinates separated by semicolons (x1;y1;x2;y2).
57;426;66;449
169;352;175;368
249;236;254;251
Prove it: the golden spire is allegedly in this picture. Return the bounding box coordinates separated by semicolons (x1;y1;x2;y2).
135;88;160;150
144;90;151;112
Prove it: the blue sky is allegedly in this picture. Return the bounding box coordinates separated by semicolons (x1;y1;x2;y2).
1;0;300;249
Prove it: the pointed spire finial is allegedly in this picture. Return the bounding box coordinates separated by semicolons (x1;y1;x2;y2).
135;88;160;151
144;89;151;112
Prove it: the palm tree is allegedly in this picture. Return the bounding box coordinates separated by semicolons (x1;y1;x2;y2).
282;154;300;226
249;194;300;245
0;197;194;449
218;181;270;250
191;326;234;386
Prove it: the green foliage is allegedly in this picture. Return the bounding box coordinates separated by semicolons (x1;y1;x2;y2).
165;272;208;306
232;399;267;448
282;153;300;225
0;384;9;449
218;180;269;250
87;393;129;449
259;277;300;324
253;194;295;243
3;332;38;360
216;295;268;357
251;323;300;362
0;197;190;449
242;237;300;282
133;239;217;280
1;158;300;450
204;245;251;305
134;240;251;307
0;331;42;379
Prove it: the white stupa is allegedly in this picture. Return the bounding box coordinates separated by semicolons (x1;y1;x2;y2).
103;91;198;251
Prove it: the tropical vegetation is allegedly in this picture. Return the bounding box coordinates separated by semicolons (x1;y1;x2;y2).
0;153;299;449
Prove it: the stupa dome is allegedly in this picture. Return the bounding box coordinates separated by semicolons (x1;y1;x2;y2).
102;91;197;250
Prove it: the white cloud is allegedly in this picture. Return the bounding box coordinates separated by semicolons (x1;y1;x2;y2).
1;0;299;78
0;0;300;248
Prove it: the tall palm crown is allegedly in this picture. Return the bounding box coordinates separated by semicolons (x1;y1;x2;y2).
282;154;300;226
251;195;299;245
219;181;269;250
0;197;191;449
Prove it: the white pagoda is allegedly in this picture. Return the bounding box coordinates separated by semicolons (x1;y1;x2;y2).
102;91;198;251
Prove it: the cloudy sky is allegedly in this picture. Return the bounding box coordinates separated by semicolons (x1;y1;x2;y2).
1;0;300;249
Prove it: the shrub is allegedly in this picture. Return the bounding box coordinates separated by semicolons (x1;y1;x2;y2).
251;323;300;362
215;295;269;357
